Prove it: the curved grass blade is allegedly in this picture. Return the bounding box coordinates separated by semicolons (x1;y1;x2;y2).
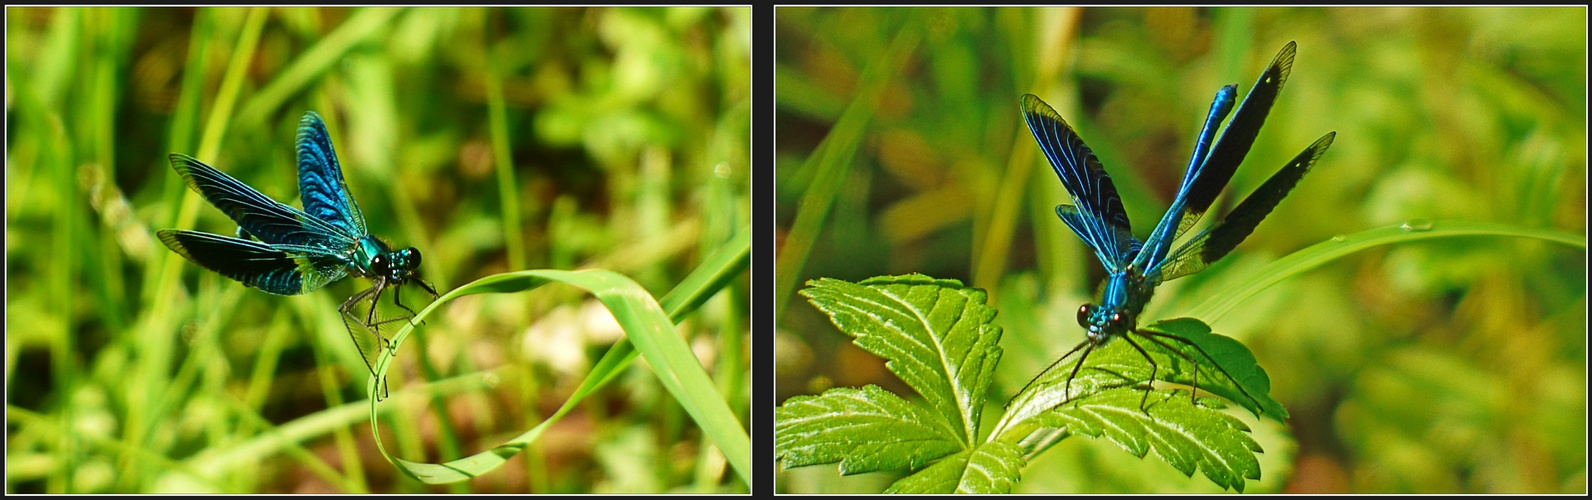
366;230;749;485
1185;221;1586;322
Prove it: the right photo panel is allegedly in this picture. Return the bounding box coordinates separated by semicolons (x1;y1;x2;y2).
773;7;1586;494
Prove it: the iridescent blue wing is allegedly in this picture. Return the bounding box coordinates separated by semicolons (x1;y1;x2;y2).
157;229;348;295
1136;41;1299;276
1154;132;1334;282
168;154;357;249
1173;42;1296;240
1021;94;1135;271
1133;84;1236;270
296;111;368;239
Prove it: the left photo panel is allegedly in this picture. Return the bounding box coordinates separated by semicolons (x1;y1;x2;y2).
5;6;750;493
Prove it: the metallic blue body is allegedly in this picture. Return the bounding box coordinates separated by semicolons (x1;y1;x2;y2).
1016;41;1337;407
158;111;436;395
157;112;428;299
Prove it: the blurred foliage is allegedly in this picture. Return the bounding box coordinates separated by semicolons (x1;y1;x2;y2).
775;6;1583;494
6;6;749;493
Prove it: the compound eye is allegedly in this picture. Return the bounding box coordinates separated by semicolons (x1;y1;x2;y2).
1076;305;1092;327
1109;312;1125;327
370;254;389;274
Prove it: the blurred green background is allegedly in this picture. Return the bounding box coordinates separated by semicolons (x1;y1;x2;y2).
775;7;1583;493
6;6;749;493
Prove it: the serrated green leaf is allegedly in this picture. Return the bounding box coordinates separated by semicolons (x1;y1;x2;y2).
775;385;964;474
999;317;1287;427
1034;388;1263;492
1138;318;1289;421
884;441;1025;494
799;274;1003;444
785;275;1279;493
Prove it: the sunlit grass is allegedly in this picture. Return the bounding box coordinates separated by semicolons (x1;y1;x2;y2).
6;6;749;493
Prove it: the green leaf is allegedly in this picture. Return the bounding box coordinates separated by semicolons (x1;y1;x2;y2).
883;441;1024;494
798;274;1003;445
1033;388;1262;493
783;275;1279;493
1138;318;1289;421
999;317;1286;427
775;385;963;474
992;318;1275;492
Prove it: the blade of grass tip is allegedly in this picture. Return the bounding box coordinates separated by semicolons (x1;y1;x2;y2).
660;227;750;319
774;19;921;322
699;253;748;490
564;226;752;467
